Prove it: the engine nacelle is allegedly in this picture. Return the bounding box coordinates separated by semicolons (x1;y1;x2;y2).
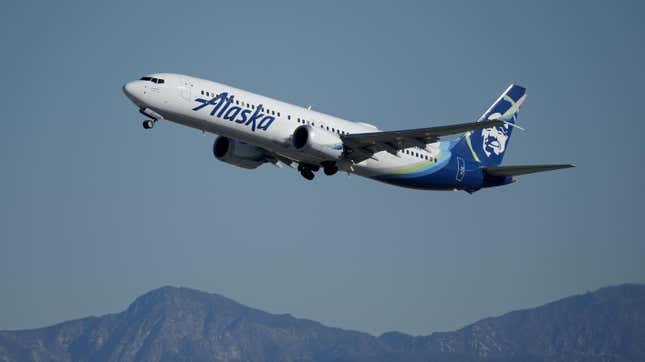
291;125;343;161
213;136;267;169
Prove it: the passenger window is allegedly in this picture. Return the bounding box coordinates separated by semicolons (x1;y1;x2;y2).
158;79;164;84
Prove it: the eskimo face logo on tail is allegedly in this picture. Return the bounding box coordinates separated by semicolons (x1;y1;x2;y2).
481;122;510;157
192;92;275;132
477;93;521;161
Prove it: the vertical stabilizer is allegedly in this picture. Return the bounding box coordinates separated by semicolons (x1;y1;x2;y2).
461;84;526;166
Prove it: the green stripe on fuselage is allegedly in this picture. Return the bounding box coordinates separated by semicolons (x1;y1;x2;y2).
465;134;481;163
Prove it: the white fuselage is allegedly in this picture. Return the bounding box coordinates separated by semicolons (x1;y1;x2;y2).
123;73;443;181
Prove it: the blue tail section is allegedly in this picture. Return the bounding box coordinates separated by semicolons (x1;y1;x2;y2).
459;84;526;167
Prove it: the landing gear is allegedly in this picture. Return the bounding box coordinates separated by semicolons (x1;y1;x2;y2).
142;120;155;129
297;162;338;180
323;166;338;176
300;169;315;180
321;161;338;176
298;164;316;181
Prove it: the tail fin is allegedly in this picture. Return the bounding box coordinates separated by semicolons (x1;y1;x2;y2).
462;84;527;166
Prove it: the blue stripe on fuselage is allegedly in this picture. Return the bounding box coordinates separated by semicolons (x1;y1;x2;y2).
371;141;484;190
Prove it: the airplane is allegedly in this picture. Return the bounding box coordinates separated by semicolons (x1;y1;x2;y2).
122;73;574;193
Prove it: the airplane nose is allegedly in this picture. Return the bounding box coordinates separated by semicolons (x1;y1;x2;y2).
122;82;135;99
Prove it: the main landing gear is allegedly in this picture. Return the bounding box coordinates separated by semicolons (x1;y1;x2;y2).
301;169;315;180
323;165;338;176
322;161;338;176
299;162;339;180
298;164;319;181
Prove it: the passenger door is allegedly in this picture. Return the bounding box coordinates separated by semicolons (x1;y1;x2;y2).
179;78;191;101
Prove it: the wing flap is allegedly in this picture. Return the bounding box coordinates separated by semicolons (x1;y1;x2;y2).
483;164;575;177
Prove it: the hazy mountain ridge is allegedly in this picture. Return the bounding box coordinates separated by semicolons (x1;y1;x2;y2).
1;284;643;362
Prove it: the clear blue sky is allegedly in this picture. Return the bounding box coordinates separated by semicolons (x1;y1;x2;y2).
1;0;643;336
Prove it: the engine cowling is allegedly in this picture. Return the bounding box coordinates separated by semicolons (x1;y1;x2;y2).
291;125;343;161
213;136;267;169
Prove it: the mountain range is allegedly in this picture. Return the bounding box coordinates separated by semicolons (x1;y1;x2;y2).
1;284;643;361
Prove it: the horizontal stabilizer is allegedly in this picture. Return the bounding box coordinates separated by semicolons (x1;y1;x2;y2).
483;164;575;177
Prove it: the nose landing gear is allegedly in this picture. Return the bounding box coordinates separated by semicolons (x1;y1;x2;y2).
139;108;161;130
142;120;156;129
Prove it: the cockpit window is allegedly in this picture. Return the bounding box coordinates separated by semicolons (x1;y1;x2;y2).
139;77;164;84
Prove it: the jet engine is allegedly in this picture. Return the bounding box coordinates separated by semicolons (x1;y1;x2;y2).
291;125;343;161
213;136;267;169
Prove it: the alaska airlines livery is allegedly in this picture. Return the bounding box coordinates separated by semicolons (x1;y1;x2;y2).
123;74;573;193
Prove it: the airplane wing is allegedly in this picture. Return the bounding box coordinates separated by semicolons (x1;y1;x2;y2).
341;119;505;162
482;164;575;177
